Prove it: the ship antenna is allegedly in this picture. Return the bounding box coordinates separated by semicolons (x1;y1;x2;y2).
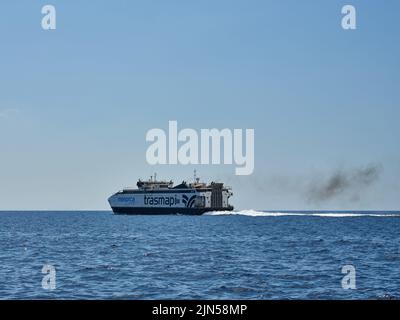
194;169;200;183
154;172;157;182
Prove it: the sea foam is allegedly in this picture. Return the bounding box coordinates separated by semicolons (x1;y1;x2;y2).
205;210;400;217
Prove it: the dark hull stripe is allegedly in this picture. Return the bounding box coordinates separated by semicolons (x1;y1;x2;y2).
111;207;234;215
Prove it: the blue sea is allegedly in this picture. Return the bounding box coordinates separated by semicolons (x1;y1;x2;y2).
0;210;399;300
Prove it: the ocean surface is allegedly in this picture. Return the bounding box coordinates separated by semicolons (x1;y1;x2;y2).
0;210;399;300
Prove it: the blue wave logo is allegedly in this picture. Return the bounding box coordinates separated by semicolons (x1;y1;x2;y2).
182;195;196;208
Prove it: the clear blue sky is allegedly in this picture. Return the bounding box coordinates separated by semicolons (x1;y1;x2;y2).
0;0;399;210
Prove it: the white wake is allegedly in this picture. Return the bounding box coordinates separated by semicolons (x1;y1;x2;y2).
205;210;400;217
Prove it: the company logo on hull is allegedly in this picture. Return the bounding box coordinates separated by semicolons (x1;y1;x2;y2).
144;195;180;207
118;196;135;204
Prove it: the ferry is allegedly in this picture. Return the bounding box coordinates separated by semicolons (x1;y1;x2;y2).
108;172;233;215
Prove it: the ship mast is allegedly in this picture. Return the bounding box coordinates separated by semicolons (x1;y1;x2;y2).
193;169;200;184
